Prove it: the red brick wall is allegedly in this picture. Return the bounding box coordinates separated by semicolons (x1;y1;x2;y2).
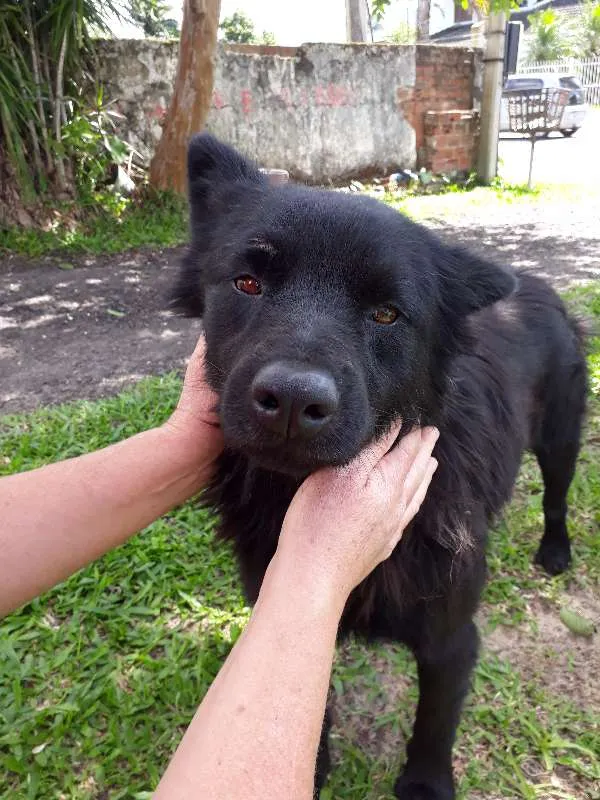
423;110;479;173
396;45;479;173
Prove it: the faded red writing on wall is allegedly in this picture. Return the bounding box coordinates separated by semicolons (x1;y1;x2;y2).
278;87;293;108
240;89;253;115
315;83;353;107
212;90;226;110
149;103;167;120
206;83;357;113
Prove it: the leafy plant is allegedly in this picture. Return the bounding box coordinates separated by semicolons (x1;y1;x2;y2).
527;9;573;62
129;0;179;38
219;9;256;43
370;0;392;22
578;0;600;56
218;9;275;46
0;0;122;222
371;0;521;22
60;86;137;198
258;30;276;45
386;23;417;44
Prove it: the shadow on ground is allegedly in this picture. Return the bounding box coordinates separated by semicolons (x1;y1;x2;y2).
433;222;600;289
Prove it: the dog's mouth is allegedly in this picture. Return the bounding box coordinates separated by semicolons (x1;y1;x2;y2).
225;435;354;477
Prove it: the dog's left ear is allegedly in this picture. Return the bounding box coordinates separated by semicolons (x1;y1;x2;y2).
170;134;267;317
439;243;517;317
187;132;265;217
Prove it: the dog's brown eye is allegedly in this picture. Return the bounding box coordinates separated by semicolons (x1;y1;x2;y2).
234;275;262;295
373;306;399;325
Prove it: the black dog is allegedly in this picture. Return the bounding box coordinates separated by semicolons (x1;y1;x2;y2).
172;134;587;800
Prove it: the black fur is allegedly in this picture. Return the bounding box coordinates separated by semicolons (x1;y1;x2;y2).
172;134;588;799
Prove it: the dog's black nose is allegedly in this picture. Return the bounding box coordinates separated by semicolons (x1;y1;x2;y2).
251;362;339;439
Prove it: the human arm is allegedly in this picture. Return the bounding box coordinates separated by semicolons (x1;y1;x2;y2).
153;424;439;800
0;337;223;618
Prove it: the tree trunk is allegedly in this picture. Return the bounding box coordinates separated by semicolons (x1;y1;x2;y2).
54;29;68;193
416;0;431;40
0;144;33;228
149;0;222;193
25;0;52;172
345;0;370;41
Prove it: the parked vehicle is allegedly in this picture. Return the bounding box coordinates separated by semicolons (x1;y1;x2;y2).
500;73;588;137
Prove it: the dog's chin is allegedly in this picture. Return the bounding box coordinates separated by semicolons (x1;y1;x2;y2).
224;436;357;478
248;451;320;478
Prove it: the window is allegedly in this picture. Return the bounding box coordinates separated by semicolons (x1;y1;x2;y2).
559;76;582;90
504;78;544;91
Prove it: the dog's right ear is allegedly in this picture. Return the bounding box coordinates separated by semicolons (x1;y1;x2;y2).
170;134;266;317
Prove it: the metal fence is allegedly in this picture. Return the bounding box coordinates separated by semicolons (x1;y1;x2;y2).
517;58;600;105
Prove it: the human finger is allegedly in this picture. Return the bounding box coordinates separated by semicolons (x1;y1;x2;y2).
175;336;221;426
391;427;439;502
399;457;438;530
336;420;403;485
378;426;438;492
182;336;209;388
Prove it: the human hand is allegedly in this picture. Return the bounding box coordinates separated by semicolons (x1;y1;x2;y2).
161;335;224;476
274;423;439;605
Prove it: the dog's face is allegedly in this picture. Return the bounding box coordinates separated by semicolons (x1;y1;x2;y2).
173;135;516;476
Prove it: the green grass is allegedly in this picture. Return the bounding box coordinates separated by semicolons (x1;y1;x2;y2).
0;376;250;799
0;287;599;799
0;191;188;258
389;182;600;223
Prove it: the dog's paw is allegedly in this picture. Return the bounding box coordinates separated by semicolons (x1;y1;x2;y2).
535;539;571;576
394;775;454;800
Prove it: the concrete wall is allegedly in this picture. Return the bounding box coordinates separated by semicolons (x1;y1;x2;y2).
95;40;481;182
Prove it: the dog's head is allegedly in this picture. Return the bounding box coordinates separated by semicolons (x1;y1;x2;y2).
172;134;516;476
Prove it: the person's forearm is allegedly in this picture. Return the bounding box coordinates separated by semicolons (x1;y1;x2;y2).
154;556;345;800
0;425;211;617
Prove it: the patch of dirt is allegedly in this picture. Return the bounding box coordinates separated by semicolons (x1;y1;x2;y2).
0;247;202;414
481;587;600;711
331;641;414;760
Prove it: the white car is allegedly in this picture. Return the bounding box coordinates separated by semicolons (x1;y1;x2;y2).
500;73;588;137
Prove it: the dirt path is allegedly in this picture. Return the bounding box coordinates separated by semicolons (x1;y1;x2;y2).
1;207;599;415
1;247;202;414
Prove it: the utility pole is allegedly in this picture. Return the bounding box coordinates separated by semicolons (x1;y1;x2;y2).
416;0;432;41
346;0;370;41
477;12;506;183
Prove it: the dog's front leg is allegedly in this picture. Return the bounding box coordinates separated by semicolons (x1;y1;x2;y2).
395;620;479;800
